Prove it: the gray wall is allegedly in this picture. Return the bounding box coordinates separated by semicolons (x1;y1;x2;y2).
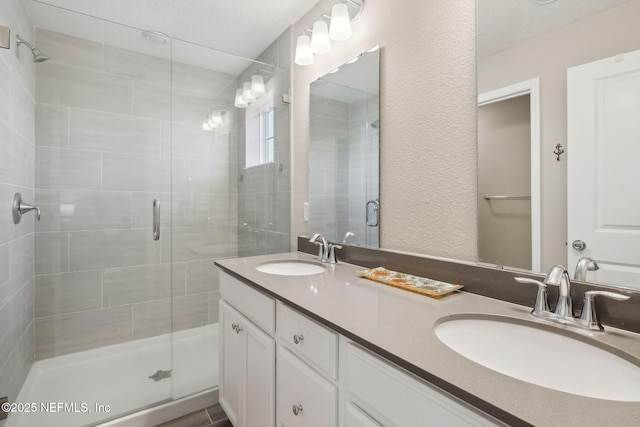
0;0;36;422
237;28;292;257
33;29;237;359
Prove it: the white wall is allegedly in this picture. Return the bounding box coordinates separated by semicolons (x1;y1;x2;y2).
478;1;640;270
291;0;477;260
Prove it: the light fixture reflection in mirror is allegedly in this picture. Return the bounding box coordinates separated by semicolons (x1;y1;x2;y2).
307;47;380;248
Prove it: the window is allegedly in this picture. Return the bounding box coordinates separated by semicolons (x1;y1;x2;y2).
245;91;274;168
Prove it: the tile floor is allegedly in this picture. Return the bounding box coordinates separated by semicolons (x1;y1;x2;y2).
157;404;231;427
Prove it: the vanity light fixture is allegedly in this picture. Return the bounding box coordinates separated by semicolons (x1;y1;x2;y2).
329;3;352;41
295;34;315;65
294;0;364;67
311;20;331;54
251;74;266;98
234;88;248;108
202;109;226;132
243;82;256;103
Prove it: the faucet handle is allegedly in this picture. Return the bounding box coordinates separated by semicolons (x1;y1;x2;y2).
327;244;342;264
515;277;550;315
580;291;630;331
309;234;326;262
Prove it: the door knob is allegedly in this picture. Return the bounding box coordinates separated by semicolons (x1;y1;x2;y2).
572;240;587;251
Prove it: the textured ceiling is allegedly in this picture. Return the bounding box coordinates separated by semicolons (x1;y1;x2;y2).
478;0;632;57
30;0;319;60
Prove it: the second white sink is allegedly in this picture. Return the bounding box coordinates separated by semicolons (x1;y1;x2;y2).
256;260;327;276
435;315;640;401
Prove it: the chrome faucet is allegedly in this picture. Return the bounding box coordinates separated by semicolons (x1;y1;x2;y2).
574;257;599;281
309;233;328;262
545;265;573;318
515;265;630;331
308;234;342;264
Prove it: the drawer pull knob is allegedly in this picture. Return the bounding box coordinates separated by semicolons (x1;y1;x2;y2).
292;404;303;416
293;334;304;344
231;323;243;333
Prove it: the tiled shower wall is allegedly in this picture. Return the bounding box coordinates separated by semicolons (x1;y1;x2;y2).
237;29;291;257
308;94;379;246
308;94;350;240
33;29;238;360
0;0;36;417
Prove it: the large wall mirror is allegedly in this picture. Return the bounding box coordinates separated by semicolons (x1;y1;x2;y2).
478;0;640;289
307;47;380;247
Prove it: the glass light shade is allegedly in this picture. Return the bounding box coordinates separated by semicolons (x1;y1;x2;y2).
294;35;314;66
311;20;331;54
243;82;256;103
209;111;223;126
329;3;352;41
234;88;248;108
251;75;266;98
202;119;213;131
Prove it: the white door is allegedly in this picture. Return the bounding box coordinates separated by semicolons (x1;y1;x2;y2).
568;49;640;288
245;319;275;427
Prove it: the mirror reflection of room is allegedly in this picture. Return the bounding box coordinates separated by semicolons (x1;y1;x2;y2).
477;0;640;288
307;48;380;247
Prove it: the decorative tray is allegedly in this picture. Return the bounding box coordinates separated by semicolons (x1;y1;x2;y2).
357;267;463;298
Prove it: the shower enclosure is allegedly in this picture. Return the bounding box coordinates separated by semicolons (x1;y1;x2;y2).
2;2;290;426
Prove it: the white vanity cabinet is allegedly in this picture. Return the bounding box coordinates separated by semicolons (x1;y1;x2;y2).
219;273;276;427
219;271;502;427
276;302;339;427
341;339;503;427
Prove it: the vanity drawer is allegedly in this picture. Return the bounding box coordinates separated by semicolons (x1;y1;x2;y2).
277;302;338;380
220;271;275;335
344;342;502;427
277;346;338;427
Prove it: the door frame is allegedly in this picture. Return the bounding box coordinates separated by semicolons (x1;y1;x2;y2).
478;78;541;272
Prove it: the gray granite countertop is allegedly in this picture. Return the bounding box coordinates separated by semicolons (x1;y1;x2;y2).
215;252;640;427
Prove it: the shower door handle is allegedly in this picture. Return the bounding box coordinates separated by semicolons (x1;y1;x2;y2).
366;200;379;227
153;199;160;241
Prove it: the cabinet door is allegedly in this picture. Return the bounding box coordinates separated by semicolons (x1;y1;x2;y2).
220;300;244;427
245;319;275;427
346;402;382;427
277;347;338;427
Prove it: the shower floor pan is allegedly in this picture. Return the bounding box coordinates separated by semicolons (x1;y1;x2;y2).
7;323;219;427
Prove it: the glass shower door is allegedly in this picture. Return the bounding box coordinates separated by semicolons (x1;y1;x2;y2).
27;2;175;425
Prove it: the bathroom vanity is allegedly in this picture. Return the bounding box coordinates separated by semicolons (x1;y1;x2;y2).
215;252;640;427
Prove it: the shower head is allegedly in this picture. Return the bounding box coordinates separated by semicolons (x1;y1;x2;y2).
16;34;49;63
370;119;379;129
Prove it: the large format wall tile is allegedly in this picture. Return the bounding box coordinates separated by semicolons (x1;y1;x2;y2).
165;227;232;262
103;263;184;306
104;46;170;85
36;147;101;190
0;280;33;369
0;120;35;188
36;62;132;114
35;232;69;275
102;153;180;192
132;80;171;121
35;305;133;359
35;271;102;317
36;29;103;71
35;104;69;148
70;109;161;156
69;229;161;270
36;190;132;232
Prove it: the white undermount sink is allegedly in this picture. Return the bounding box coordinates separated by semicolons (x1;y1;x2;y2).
255;260;327;276
435;315;640;401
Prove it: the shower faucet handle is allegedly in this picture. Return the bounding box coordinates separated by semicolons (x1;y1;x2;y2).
12;193;41;224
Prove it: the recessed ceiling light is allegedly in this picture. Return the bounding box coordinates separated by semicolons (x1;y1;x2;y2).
142;30;169;44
